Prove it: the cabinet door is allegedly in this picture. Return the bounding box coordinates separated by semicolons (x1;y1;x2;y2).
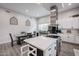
61;19;72;29
66;35;70;42
75;36;79;44
62;34;75;43
62;34;69;42
67;34;75;43
72;18;79;29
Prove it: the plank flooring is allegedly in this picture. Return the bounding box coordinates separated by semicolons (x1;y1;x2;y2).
60;42;79;56
0;42;79;56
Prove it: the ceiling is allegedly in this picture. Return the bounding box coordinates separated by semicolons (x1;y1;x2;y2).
0;3;79;18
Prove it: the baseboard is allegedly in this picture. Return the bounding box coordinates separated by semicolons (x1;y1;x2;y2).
0;40;10;44
62;41;79;46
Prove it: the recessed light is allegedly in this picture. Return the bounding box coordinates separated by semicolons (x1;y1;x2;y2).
36;3;41;5
68;3;72;5
37;3;40;4
25;9;29;12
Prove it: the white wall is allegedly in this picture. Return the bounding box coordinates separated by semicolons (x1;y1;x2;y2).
38;16;50;24
37;16;50;31
0;8;37;44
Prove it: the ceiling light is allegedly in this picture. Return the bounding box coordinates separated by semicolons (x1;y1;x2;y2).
25;9;29;12
36;3;41;4
68;3;72;5
62;3;64;8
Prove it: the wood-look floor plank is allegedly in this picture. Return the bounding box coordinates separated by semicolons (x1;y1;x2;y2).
0;42;79;56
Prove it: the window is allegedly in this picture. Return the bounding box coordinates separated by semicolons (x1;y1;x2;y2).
38;23;49;31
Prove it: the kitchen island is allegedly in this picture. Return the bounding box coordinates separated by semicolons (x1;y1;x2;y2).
22;36;60;56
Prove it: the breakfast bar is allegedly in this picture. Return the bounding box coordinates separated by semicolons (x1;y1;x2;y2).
22;36;59;56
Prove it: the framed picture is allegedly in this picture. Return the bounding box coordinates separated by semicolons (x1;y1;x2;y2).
10;16;18;25
26;19;31;26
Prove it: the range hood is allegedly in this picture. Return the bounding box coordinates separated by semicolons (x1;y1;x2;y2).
49;5;58;26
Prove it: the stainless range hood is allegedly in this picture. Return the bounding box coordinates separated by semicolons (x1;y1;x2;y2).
48;5;58;34
49;5;58;25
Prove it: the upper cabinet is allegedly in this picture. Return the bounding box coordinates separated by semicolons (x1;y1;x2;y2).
72;18;79;29
59;18;79;29
58;8;79;29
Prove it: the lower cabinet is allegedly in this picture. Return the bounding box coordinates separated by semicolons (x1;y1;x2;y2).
62;34;79;44
75;36;79;44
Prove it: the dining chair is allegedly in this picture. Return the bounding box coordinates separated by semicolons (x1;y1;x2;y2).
19;36;27;44
33;31;37;37
27;33;32;38
9;33;17;47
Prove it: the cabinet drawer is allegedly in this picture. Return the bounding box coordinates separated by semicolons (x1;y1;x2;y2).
75;36;79;44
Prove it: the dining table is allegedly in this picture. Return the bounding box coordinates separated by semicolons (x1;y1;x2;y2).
15;33;35;45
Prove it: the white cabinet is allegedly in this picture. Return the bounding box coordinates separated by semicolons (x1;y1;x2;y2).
61;34;79;44
62;34;72;42
75;36;79;44
72;18;79;29
59;18;79;29
58;7;79;29
62;34;68;42
68;34;75;43
59;19;73;29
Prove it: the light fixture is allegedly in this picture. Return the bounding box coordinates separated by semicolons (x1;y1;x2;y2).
62;3;64;8
36;3;41;4
25;9;29;12
68;3;72;5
